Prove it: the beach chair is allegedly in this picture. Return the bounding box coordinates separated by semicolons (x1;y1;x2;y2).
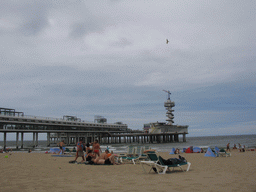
144;146;151;151
64;148;71;155
141;153;191;174
131;146;151;164
219;149;231;157
119;146;137;163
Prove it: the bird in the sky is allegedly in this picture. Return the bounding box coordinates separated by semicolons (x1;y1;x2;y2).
166;39;169;44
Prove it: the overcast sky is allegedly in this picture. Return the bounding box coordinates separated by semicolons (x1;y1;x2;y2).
0;0;255;140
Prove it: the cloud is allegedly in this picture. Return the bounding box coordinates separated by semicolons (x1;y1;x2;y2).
0;0;255;140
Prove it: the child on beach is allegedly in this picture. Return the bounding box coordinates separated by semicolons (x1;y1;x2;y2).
58;140;65;154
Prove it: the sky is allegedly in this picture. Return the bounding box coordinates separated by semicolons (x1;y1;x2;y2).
0;0;255;140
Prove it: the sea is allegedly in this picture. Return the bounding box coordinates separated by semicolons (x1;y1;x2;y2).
0;134;255;153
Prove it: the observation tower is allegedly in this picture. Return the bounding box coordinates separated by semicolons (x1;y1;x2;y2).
163;90;175;125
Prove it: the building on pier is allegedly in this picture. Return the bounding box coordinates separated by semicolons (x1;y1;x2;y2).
144;90;189;142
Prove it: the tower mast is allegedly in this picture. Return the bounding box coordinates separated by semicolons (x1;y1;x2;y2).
163;90;175;125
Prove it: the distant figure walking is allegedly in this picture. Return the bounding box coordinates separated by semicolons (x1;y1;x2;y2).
58;140;65;154
226;143;230;152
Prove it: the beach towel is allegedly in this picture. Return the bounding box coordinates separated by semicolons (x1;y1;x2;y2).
52;155;73;157
68;160;113;165
204;147;216;157
49;147;66;154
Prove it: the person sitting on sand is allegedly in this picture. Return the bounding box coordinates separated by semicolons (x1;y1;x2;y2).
85;143;91;155
240;145;245;152
86;150;96;162
233;144;237;150
107;150;114;158
74;139;85;162
93;149;119;165
174;148;180;154
58;140;65;154
91;140;101;157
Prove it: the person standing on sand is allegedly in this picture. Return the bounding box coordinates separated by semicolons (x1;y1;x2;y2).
91;140;101;157
74;139;85;162
227;143;230;152
58;140;65;154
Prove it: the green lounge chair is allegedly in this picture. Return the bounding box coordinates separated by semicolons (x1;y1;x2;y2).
120;146;151;164
141;153;191;174
131;146;150;164
119;146;137;163
219;148;231;157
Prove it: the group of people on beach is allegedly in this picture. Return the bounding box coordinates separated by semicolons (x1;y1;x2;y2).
0;148;12;153
227;143;246;152
71;139;119;165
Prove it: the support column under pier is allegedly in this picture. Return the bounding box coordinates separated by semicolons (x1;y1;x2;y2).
47;133;50;147
170;135;173;142
183;133;186;142
174;134;179;142
36;132;39;147
4;132;7;150
21;132;24;149
33;132;35;148
16;132;19;149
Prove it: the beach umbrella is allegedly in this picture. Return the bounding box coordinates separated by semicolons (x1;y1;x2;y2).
215;146;220;153
204;147;216;157
193;147;201;153
169;148;175;154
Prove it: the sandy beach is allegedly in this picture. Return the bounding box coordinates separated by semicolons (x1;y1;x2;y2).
0;150;255;192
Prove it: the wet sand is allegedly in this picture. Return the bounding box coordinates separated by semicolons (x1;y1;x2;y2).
0;150;255;192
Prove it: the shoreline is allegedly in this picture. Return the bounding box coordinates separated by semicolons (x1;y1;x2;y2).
1;134;256;153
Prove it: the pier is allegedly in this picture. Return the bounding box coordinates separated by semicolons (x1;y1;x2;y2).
0;107;188;149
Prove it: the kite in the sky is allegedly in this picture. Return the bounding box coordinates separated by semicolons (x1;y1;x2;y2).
166;39;169;44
